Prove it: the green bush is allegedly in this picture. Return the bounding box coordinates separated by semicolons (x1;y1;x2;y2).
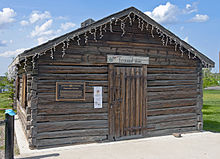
203;69;220;88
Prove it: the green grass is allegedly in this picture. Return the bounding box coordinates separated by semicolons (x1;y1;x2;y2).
0;92;13;120
203;90;220;132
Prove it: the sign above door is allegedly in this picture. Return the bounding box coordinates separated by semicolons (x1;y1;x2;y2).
107;55;149;65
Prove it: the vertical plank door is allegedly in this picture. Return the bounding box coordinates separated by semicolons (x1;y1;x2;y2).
108;65;147;140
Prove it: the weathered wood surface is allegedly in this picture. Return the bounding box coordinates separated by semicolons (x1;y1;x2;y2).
147;113;197;124
37;113;108;122
148;91;197;101
15;18;201;148
37;120;108;133
37;135;107;148
37;128;108;139
145;126;197;137
148;98;197;109
147;118;197;130
148;106;197;116
109;66;147;138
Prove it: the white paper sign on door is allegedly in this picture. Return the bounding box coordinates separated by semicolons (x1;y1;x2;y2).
94;87;102;108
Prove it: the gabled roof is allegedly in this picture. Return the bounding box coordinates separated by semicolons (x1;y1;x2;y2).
10;7;214;67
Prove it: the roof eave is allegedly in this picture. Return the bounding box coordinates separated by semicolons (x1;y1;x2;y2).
9;6;215;68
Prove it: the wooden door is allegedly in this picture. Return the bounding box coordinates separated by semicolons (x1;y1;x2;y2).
108;65;147;140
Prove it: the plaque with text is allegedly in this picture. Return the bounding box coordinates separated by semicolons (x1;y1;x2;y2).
107;55;149;65
56;82;85;101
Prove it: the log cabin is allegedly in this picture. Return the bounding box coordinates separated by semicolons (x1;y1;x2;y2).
8;7;214;148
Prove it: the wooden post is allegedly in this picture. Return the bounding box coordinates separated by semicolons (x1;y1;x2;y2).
5;109;15;159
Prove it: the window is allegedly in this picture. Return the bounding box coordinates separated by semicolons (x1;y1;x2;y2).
15;76;20;100
21;74;27;108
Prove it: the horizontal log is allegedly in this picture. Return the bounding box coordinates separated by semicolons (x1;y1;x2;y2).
38;107;108;115
148;106;197;116
39;54;106;64
37;102;107;109
37;113;108;122
148;80;197;86
38;66;108;74
37;135;107;147
147;113;197;124
145;126;197;137
37;80;108;87
147;85;197;92
148;91;197;101
38;61;107;66
147;74;197;81
41;53;107;63
148;98;197;109
37;74;107;81
106;41;171;49
148;65;196;69
147;119;197;130
148;67;196;74
37;120;108;132
38;103;108;115
37;128;108;139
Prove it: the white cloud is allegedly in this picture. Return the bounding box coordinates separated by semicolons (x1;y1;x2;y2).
20;20;29;26
190;14;209;22
57;16;68;20
0;8;16;27
60;22;76;31
0;48;28;57
31;19;53;37
145;2;179;24
184;3;198;14
183;36;189;43
0;40;7;46
37;36;49;45
29;11;51;24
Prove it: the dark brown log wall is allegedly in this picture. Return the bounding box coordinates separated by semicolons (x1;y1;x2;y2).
17;20;202;148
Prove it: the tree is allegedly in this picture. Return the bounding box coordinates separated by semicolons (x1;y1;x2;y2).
0;73;14;98
203;68;220;88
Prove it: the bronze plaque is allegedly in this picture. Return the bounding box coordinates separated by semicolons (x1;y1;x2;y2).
56;82;85;101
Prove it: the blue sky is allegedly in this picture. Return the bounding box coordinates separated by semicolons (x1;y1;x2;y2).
0;0;220;75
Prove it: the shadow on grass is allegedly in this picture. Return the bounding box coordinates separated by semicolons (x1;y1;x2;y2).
203;120;220;132
202;104;210;110
202;105;220;115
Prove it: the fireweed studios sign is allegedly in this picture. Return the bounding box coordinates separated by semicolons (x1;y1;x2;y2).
107;55;149;65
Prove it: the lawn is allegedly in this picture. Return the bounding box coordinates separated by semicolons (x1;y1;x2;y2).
0;92;13;120
202;89;220;132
